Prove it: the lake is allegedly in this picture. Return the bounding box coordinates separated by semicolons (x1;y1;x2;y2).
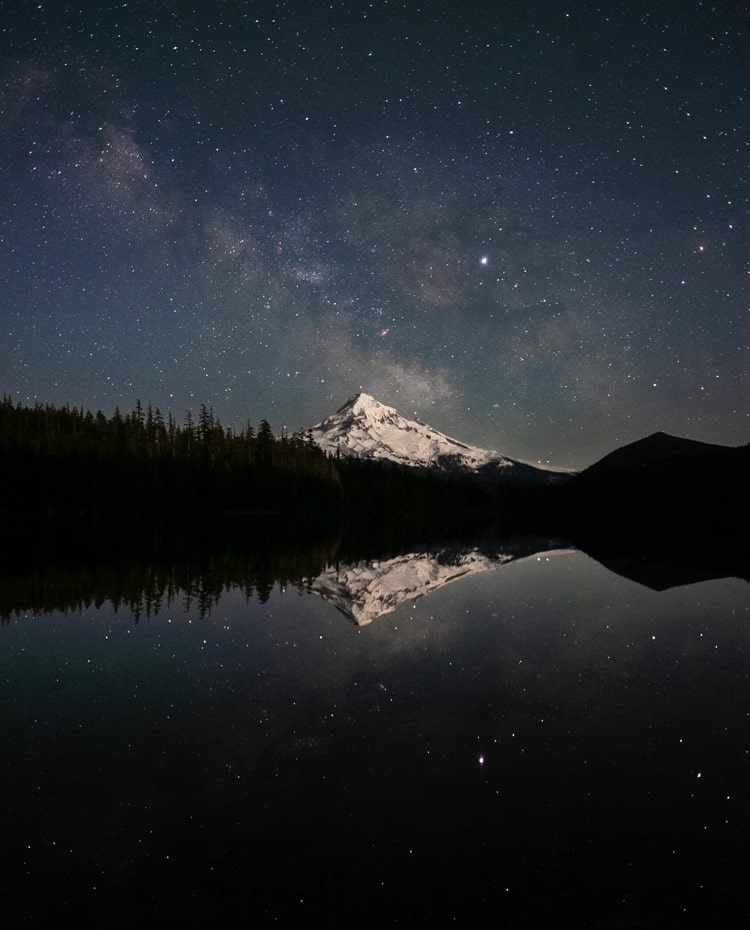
1;538;748;927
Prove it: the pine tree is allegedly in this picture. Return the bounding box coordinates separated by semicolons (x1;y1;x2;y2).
256;419;274;467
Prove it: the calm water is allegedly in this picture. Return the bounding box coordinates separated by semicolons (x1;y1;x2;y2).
1;543;748;927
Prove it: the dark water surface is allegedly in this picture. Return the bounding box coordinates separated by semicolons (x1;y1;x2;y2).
1;542;748;927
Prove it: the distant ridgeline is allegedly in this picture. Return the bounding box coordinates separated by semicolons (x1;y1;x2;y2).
0;396;746;540
0;396;505;536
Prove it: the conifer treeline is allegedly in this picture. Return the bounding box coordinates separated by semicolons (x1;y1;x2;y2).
0;395;504;534
0;394;342;524
0;394;326;469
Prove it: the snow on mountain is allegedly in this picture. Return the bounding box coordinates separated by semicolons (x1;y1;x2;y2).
307;393;572;484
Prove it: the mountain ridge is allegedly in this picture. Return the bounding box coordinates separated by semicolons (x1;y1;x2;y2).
560;428;750;534
580;430;739;473
307;392;573;486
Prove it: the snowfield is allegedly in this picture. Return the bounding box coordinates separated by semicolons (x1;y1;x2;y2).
307;393;574;484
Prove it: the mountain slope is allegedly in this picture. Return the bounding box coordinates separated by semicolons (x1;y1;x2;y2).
307;393;572;486
578;431;736;477
562;431;749;530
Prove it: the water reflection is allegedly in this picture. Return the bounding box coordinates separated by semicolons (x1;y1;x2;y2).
0;530;337;622
1;530;747;624
0;531;748;927
311;538;575;625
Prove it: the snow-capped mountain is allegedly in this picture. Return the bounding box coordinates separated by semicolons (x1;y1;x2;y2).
307;393;573;485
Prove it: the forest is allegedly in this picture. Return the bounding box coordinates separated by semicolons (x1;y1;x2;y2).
0;395;505;539
2;395;746;553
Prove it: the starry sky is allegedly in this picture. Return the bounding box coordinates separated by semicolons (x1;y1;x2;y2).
0;0;746;468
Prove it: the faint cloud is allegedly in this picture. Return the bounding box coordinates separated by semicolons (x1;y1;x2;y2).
390;237;471;313
313;322;461;418
204;211;265;282
71;124;182;234
0;62;53;128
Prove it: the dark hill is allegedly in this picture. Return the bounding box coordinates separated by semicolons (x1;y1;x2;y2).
579;431;737;477
556;433;749;535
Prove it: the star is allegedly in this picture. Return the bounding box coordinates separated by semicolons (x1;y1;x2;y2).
0;0;743;467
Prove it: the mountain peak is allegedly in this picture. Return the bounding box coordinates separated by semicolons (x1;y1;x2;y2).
307;395;572;485
338;392;390;415
582;431;731;474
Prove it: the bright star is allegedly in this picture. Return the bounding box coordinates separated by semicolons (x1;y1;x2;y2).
480;256;489;265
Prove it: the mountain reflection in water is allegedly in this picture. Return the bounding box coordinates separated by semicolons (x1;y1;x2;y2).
0;531;746;624
311;539;576;625
0;528;748;927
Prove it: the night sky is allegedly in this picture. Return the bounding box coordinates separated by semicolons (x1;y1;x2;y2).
1;1;746;468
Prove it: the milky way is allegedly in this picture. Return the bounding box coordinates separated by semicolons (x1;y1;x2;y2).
0;1;746;467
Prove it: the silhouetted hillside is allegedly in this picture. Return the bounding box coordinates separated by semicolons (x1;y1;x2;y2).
560;432;749;532
1;396;745;542
579;431;739;475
